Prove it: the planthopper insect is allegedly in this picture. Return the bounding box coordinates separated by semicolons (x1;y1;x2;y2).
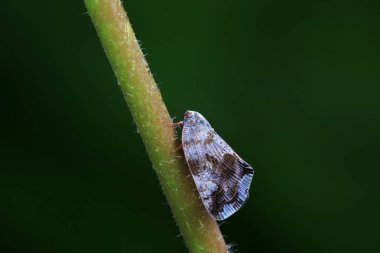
175;110;254;220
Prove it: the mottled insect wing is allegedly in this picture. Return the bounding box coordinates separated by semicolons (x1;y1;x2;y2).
181;111;254;220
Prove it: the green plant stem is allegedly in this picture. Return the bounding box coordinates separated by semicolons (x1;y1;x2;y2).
84;1;228;252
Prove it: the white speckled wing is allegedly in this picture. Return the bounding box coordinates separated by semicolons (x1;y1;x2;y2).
182;117;254;220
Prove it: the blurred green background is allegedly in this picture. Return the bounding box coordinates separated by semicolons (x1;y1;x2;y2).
1;0;379;252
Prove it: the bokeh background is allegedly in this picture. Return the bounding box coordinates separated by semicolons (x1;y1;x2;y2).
1;0;379;252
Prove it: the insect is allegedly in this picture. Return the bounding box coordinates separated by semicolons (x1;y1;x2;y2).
175;110;254;220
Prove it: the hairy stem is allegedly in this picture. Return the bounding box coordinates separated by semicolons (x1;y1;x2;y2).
84;0;228;252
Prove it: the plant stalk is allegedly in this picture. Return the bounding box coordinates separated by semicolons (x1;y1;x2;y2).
84;0;228;252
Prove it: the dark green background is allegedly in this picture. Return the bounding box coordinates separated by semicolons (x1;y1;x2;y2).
1;0;379;252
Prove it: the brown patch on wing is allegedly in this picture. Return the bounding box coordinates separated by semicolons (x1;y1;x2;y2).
208;179;246;218
187;159;199;176
208;184;242;215
223;153;236;168
204;131;215;145
217;153;236;181
236;157;254;177
209;186;225;215
183;139;201;146
205;154;220;168
208;154;254;218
